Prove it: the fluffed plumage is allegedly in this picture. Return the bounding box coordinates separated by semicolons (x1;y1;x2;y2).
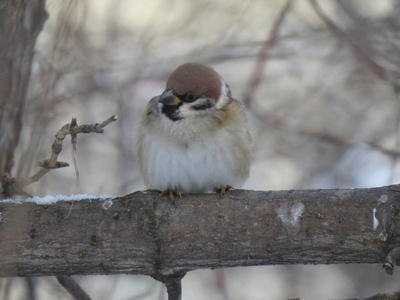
137;62;252;195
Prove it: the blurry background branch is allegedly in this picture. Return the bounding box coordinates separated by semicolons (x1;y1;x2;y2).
56;275;92;300
0;0;48;198
309;0;400;95
243;0;294;109
13;0;400;198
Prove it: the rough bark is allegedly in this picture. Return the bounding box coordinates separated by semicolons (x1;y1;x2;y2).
0;186;399;279
0;0;48;196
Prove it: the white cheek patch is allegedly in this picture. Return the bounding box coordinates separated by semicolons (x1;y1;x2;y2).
216;76;232;109
157;101;163;113
179;103;194;117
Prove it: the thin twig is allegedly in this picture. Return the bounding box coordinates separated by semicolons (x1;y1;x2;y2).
309;0;400;94
215;269;228;300
243;0;294;109
13;115;117;193
248;1;400;164
383;245;400;275
25;277;36;300
256;110;400;158
56;275;92;300
165;279;182;300
153;272;186;300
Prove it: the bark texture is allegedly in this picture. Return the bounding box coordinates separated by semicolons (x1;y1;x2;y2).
1;186;399;278
0;0;48;196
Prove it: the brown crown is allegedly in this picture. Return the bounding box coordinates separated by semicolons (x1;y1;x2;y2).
166;62;222;101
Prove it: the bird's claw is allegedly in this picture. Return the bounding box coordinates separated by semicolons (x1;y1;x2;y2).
161;188;181;204
213;185;233;195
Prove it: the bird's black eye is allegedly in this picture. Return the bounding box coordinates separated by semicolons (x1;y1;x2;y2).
185;94;198;102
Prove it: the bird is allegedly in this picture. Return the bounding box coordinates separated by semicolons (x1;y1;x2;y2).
137;62;252;199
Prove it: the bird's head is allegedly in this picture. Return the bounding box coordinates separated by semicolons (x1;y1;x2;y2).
158;62;232;121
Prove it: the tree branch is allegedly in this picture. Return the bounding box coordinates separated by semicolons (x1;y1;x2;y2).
1;186;399;280
0;0;48;196
309;0;400;95
243;0;294;109
3;115;118;199
345;291;400;300
56;275;92;300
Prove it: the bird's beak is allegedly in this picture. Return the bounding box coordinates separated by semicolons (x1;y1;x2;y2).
159;90;181;106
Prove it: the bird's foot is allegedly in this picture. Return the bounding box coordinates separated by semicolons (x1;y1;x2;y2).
213;185;233;195
161;188;181;204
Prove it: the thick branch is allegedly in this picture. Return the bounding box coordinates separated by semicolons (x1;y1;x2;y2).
0;186;399;279
0;0;48;195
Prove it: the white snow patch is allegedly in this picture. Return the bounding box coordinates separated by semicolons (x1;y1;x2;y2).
372;208;379;230
378;195;388;204
102;199;114;210
372;194;389;238
379;229;388;242
140;190;153;194
290;203;305;225
2;194;111;205
278;202;304;226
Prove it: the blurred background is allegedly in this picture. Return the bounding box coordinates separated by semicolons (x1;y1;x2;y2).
2;0;400;299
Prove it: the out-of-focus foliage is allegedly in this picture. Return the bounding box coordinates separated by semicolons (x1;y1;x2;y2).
6;0;400;299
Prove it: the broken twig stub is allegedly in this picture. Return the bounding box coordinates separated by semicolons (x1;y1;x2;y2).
1;115;117;199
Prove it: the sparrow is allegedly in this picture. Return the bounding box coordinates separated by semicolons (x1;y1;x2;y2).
137;62;252;198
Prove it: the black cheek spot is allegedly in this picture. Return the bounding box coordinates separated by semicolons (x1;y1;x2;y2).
162;104;182;121
225;83;232;97
192;100;213;110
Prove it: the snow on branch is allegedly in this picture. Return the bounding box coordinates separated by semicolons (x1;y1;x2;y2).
1;185;400;281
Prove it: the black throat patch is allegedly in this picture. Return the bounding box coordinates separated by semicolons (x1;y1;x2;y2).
161;103;182;121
